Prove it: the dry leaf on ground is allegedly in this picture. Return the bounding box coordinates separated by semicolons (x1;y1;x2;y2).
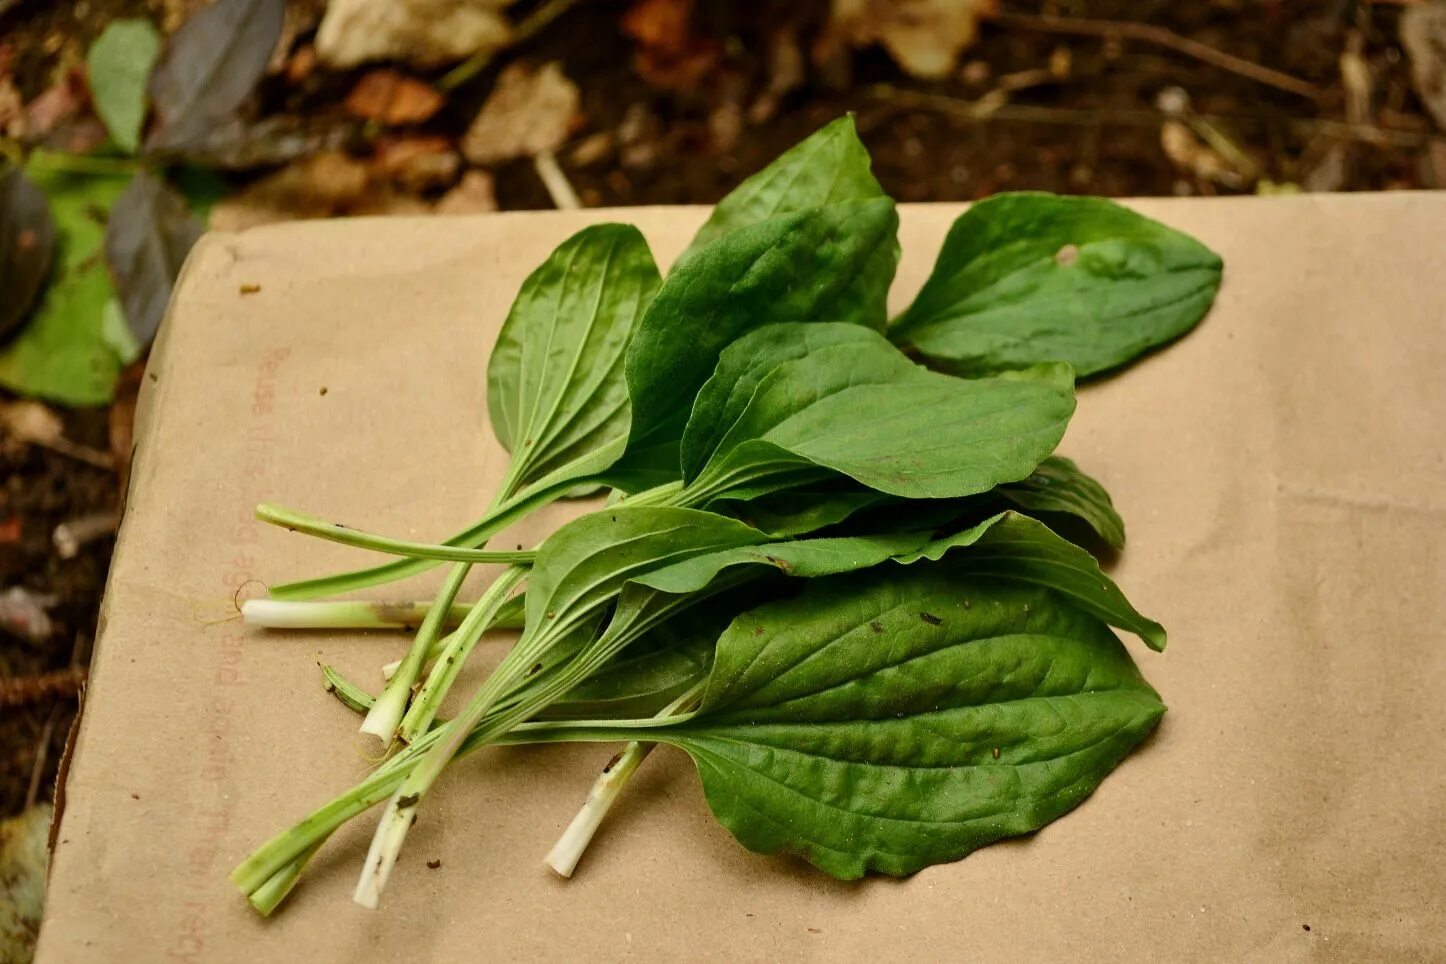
461;61;581;164
621;0;720;90
434;170;498;214
373;136;461;192
1401;0;1446;130
344;69;446;125
316;0;514;68
209;152;430;231
824;0;994;80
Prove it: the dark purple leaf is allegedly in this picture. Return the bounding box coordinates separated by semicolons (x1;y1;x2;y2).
0;168;57;341
104;171;202;348
144;0;285;153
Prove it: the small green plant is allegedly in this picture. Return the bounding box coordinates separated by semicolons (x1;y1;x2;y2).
232;115;1220;913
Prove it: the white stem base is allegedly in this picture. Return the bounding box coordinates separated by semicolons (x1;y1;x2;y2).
545;741;652;878
354;792;417;909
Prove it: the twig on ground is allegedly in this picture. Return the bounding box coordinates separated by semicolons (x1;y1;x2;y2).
534;149;582;209
1;667;87;710
439;0;586;91
989;11;1323;101
53;511;121;560
25;704;62;810
864;85;1428;147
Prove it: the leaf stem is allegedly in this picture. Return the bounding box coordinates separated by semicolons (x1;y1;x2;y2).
242;599;474;630
358;562;471;745
543;680;704;878
255;503;536;564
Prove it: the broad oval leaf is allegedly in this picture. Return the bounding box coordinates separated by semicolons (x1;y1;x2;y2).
891;193;1223;378
621;199;900;466
0;167;56;341
683;322;1076;502
105;171;203;349
145;0;285;153
486;223;661;495
86;18;161;153
998;455;1125;550
657;567;1164;879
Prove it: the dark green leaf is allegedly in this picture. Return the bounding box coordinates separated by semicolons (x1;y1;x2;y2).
486;224;660;496
901;511;1164;650
105;170;202;349
0;156;130;404
891;193;1222;378
682;322;1076;502
998;455;1125;550
712;482;891;538
0;167;55;341
685;116;888;255
645;566;1164;878
621;200;899;466
86;18;161;153
145;0;285;153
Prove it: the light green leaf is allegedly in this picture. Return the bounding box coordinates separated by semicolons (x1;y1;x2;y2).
0;804;50;964
486;224;661;496
0;156;131;405
643;566;1163;879
998;455;1125;550
682;322;1076;503
99;296;142;364
891;193;1222;377
87;18;162;153
620;199;899;472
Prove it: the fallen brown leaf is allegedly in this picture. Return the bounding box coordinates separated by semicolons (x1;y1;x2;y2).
461;61;581;164
316;0;514;68
344;69;446;125
19;68;86;142
209;152;432;231
374;136;461;192
825;0;994;80
434;170;498;214
1401;0;1446;130
622;0;721;90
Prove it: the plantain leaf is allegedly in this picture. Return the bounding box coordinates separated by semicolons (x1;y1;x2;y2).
559;566;1164;879
998;455;1125;550
86;18;161;153
681;115;898;307
681;322;1075;503
485;223;661;496
0;166;55;341
617;199;899;484
890;193;1222;378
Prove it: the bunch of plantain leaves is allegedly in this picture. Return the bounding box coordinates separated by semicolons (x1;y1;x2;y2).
232;116;1222;913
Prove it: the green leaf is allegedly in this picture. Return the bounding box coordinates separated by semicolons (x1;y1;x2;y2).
998;455;1125;550
486;223;661;496
891;193;1223;378
901;511;1164;650
712;482;891;538
619;199;899;474
644;566;1164;879
681;115;899;307
685;116;889;255
520;506;767;651
86;18;161;153
682;322;1076;502
0;156;131;404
